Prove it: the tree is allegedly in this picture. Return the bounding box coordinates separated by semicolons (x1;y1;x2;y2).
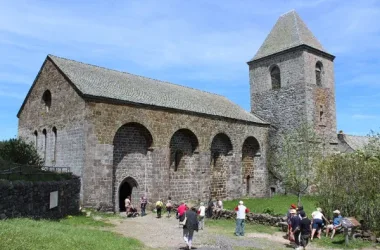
269;124;323;203
0;138;43;166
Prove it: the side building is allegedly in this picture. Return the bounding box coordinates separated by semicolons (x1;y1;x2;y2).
17;55;270;211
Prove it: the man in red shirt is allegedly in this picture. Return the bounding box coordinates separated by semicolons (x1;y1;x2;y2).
177;202;188;222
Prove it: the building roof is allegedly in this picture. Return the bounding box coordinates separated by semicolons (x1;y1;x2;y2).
250;10;328;62
46;55;267;124
343;134;370;151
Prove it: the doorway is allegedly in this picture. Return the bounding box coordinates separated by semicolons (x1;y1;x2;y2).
118;177;138;212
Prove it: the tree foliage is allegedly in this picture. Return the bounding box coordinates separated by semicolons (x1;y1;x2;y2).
0;138;43;166
316;131;380;230
269;124;323;203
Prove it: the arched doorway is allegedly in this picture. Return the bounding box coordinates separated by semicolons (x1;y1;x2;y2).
242;136;260;196
118;177;138;212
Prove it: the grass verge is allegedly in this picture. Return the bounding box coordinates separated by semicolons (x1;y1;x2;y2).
311;234;374;249
0;215;145;250
223;195;318;216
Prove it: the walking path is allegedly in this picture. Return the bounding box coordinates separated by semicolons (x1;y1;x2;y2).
108;213;335;250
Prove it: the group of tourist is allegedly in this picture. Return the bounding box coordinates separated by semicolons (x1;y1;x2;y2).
287;204;343;250
124;195;249;250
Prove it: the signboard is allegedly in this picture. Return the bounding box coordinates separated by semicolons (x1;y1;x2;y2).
49;191;58;209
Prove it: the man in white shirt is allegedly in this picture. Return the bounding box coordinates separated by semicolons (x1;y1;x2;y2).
197;202;206;230
234;201;250;236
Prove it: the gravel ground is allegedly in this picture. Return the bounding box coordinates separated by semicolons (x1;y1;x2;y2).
108;213;298;250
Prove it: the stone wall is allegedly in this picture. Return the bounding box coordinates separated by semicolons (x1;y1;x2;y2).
0;176;80;219
17;58;86;180
82;101;270;209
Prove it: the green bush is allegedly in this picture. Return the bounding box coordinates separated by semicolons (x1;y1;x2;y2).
316;134;380;231
0;138;43;166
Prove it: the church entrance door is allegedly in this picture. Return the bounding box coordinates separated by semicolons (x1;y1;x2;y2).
118;177;138;212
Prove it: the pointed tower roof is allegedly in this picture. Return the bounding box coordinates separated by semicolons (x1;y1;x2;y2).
250;10;330;62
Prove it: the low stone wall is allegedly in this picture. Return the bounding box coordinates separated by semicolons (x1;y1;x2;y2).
0;176;80;219
210;208;286;226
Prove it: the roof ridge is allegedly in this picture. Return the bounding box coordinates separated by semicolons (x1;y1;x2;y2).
345;134;370;138
280;9;296;17
48;54;225;98
292;11;302;44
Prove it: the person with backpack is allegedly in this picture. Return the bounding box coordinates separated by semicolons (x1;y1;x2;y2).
155;199;164;218
299;211;311;250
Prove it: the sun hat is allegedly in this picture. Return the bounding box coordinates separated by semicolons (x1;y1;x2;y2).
239;201;244;205
290;209;297;214
333;210;340;214
290;204;297;209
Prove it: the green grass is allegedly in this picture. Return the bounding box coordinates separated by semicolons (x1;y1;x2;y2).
223;195;318;216
311;234;374;249
206;218;280;235
0;215;145;250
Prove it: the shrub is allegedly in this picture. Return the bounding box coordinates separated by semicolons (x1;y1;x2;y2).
0;138;43;166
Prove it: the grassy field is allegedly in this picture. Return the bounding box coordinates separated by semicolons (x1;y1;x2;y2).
206;218;280;235
223;195;318;216
0;213;146;250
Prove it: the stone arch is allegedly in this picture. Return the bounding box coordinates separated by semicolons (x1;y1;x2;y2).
42;90;52;112
270;65;281;89
242;136;261;196
210;133;233;199
168;129;199;200
315;61;323;87
113;122;153;211
118;176;138;212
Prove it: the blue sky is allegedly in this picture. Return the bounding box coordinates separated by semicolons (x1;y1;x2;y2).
0;0;379;140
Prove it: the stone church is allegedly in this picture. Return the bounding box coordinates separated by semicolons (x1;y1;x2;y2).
17;11;357;211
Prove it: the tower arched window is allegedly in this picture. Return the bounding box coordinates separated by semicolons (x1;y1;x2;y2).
34;130;38;149
315;62;323;87
270;66;281;89
42;90;52;112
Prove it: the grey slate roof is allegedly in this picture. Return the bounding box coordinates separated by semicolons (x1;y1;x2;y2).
251;10;327;61
48;55;267;124
344;134;370;151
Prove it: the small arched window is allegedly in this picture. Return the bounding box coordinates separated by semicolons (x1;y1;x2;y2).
315;62;323;87
270;66;281;89
42;90;52;112
246;175;251;194
52;127;57;163
42;129;47;163
34;130;38;149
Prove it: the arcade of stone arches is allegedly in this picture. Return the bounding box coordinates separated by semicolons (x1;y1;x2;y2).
113;122;261;212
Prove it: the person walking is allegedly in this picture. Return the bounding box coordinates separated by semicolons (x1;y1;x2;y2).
183;207;199;250
197;202;206;230
234;201;250;236
310;207;328;241
155;199;164;218
140;195;148;217
166;197;173;218
178;202;188;222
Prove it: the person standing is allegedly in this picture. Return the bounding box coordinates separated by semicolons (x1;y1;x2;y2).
290;209;301;249
206;198;214;218
125;196;131;215
155;199;164;218
183;207;199;250
299;211;311;250
197;202;206;230
166;197;173;218
140;195;148;217
234;201;250;236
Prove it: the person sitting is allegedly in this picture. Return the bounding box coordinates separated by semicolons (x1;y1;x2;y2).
326;210;342;239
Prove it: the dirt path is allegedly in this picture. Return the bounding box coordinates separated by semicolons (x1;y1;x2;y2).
108;213;376;250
